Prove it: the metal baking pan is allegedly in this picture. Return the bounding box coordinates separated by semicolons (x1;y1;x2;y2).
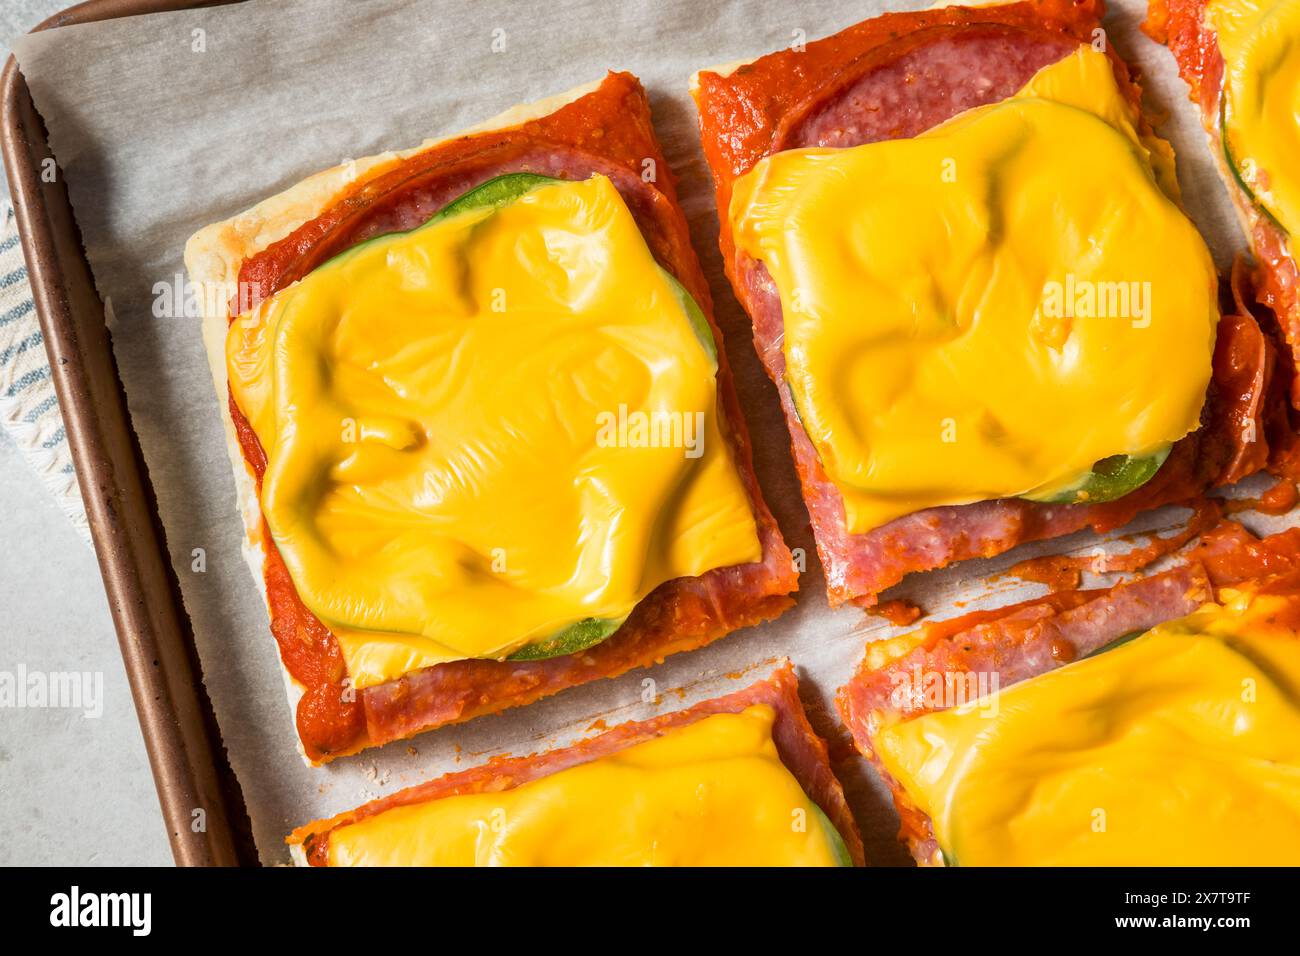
0;0;252;866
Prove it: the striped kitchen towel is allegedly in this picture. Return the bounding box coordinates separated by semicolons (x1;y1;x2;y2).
0;199;88;542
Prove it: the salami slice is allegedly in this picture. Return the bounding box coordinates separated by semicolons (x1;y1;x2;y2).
837;563;1210;746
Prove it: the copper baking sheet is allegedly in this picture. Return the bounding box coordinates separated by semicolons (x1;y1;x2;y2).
0;0;251;867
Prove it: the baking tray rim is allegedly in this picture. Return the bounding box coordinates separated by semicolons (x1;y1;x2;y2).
0;0;252;867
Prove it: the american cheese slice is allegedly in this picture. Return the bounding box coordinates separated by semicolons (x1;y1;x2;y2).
323;705;847;866
228;175;760;685
729;46;1218;533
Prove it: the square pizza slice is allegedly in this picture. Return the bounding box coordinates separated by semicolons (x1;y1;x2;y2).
692;0;1294;608
1146;0;1300;410
185;73;797;763
287;661;864;866
838;521;1300;865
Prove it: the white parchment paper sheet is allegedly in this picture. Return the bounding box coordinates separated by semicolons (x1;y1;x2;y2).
12;0;1292;864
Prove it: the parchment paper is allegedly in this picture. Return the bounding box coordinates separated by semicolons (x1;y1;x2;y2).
12;0;1293;865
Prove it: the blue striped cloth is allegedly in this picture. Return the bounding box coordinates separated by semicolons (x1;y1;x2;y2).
0;199;88;542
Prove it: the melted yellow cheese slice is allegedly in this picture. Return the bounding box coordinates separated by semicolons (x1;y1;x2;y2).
729;47;1218;533
874;590;1300;866
1210;0;1300;238
228;175;760;686
323;705;847;866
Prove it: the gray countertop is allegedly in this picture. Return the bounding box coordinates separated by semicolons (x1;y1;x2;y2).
0;0;173;866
